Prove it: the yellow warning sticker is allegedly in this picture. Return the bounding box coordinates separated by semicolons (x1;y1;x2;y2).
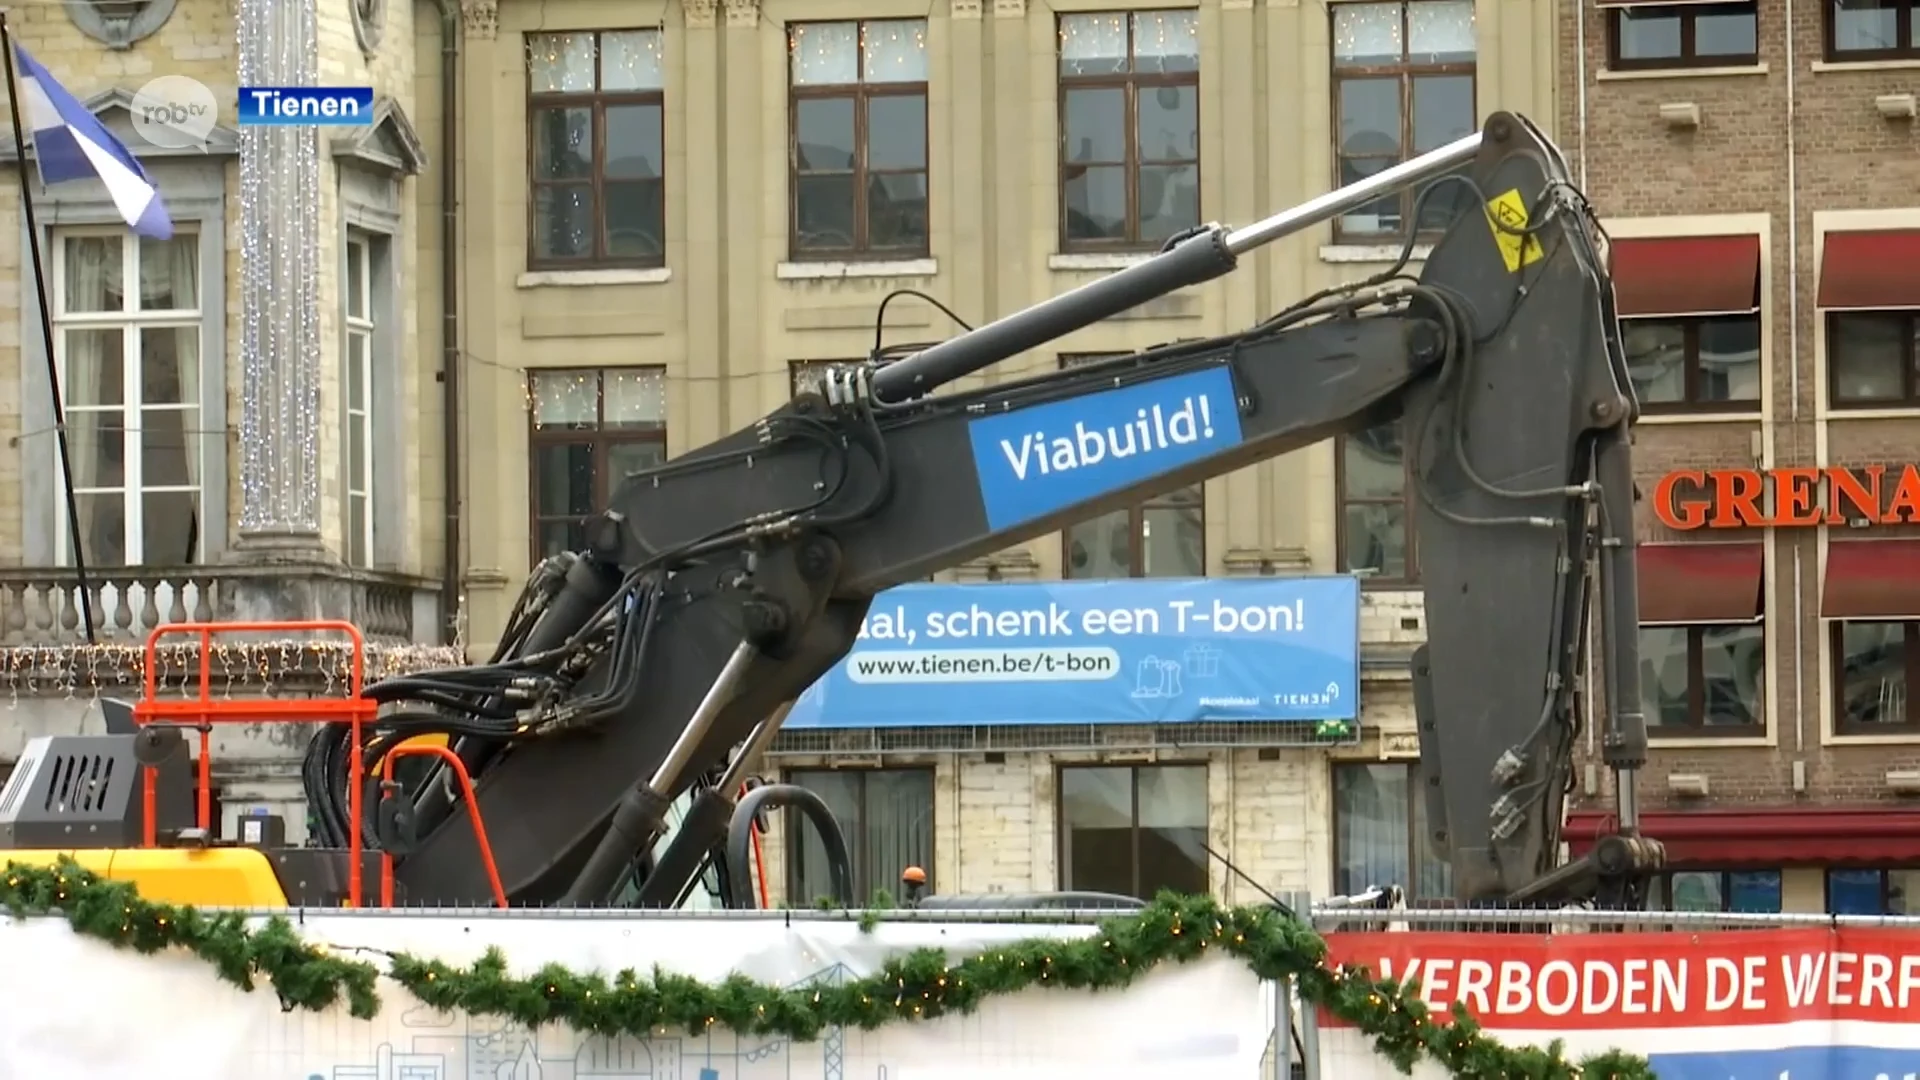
1485;188;1546;274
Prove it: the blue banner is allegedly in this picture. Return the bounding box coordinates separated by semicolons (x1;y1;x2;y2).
967;366;1243;532
785;576;1359;728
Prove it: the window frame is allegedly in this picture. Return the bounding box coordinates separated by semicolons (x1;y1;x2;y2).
1824;0;1920;63
50;226;205;567
781;765;936;904
786;20;932;261
1330;760;1455;905
1640;622;1768;736
1622;313;1764;415
1329;0;1478;245
524;28;668;272
1334;420;1419;587
1057;354;1205;578
343;233;375;568
1652;868;1783;913
1055;762;1211;899
1606;2;1761;71
1830;619;1920;735
526;366;669;566
1055;10;1202;254
1826;310;1920;410
1825;866;1920;915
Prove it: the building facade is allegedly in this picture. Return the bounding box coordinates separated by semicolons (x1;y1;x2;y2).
452;0;1553;907
0;0;1566;908
1558;0;1920;916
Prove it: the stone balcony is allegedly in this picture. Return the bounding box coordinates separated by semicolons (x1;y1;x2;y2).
0;562;448;646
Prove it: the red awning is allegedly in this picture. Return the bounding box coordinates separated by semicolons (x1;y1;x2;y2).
1818;230;1920;310
1637;542;1764;624
1611;235;1760;318
1567;808;1920;864
1823;539;1920;619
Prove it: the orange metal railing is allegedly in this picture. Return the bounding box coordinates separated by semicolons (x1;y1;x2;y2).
377;743;508;908
130;620;505;911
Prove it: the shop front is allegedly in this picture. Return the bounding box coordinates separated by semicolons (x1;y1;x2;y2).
1569;462;1920;916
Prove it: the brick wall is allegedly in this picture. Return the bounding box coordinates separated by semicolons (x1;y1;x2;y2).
1560;0;1920;816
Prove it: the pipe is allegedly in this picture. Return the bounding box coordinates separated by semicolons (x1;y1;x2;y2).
1785;0;1804;750
725;784;854;908
1574;0;1588;189
435;0;463;647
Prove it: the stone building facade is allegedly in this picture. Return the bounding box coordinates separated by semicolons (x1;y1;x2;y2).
1558;0;1920;916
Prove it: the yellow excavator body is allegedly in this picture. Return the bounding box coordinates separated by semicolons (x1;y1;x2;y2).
0;847;291;907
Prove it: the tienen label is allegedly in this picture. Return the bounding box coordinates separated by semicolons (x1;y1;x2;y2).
966;365;1243;532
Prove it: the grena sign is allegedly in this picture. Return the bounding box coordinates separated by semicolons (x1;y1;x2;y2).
966;365;1243;532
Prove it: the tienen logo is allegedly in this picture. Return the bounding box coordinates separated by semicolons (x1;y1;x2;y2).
996;395;1218;481
966;365;1244;532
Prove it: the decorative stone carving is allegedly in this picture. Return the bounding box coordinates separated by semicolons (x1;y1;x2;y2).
460;0;497;39
65;0;178;50
723;0;758;28
991;0;1026;17
683;0;718;28
950;0;983;18
349;0;385;55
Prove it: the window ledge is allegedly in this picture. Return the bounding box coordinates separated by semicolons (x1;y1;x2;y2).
1636;411;1762;425
517;268;672;289
1049;252;1151;271
1826;731;1920;746
776;258;937;281
1811;58;1920;73
1822;407;1920;421
1596;63;1768;82
1648;735;1771;749
1320;243;1431;264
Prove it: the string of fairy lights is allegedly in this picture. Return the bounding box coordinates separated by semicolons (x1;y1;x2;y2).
0;640;464;700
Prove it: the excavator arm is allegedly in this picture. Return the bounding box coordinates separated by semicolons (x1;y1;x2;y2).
307;112;1661;910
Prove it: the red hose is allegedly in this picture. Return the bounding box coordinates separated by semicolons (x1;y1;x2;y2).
741;783;771;908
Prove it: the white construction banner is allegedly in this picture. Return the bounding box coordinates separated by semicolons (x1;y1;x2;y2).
0;912;1271;1080
1321;927;1920;1079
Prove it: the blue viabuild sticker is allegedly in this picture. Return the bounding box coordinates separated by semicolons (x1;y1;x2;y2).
966;365;1243;532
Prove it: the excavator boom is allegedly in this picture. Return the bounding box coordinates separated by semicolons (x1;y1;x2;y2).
0;112;1664;914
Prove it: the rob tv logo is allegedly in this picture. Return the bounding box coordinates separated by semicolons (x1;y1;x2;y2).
237;87;374;126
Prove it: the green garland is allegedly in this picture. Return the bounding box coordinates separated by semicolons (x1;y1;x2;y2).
0;859;1654;1079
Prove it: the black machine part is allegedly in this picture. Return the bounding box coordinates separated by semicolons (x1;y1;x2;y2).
303;111;1658;911
0;733;193;850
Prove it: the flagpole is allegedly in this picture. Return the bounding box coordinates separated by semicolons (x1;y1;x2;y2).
0;12;96;644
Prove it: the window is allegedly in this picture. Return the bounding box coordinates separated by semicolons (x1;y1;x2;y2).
1826;0;1920;62
527;368;667;563
1057;11;1200;252
343;234;375;567
526;29;666;269
1337;420;1417;584
1058;354;1203;577
1623;316;1763;412
53;229;203;567
788;20;930;259
1058;764;1209;899
1828;311;1920;408
1332;761;1452;902
1640;624;1766;733
1827;867;1920;915
1652;869;1781;913
1331;0;1477;243
1609;2;1759;70
784;767;934;905
1832;621;1920;733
